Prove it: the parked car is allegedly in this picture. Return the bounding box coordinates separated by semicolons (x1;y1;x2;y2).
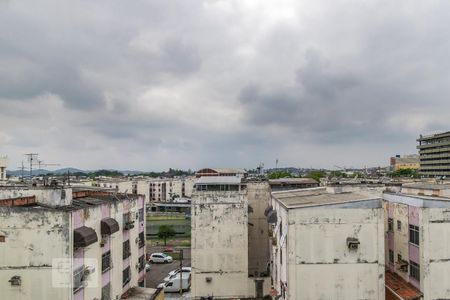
149;252;173;263
164;267;192;282
145;263;151;271
157;273;191;293
164;246;174;252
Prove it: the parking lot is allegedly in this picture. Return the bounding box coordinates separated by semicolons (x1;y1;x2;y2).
145;245;191;290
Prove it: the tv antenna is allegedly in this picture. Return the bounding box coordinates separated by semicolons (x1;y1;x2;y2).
24;153;38;178
24;153;60;179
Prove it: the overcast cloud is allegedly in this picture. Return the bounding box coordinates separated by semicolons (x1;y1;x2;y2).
1;0;449;171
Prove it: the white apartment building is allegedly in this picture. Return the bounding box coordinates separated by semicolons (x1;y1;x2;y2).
270;188;385;300
384;183;450;300
149;177;195;202
0;156;7;181
191;177;270;299
0;186;147;300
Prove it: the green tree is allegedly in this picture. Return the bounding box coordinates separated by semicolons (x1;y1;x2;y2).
267;171;293;179
391;168;419;178
307;170;326;182
157;225;176;246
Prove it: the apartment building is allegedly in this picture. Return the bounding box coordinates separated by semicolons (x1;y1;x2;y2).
95;179;134;194
417;131;450;177
0;156;7;181
270;188;385;300
0;186;147;300
191;177;270;299
390;155;420;172
148;177;195;202
384;183;450;300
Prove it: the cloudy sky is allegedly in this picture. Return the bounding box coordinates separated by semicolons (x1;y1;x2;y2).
0;0;449;171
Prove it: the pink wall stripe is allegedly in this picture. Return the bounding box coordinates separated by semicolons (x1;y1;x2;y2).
409;206;420;226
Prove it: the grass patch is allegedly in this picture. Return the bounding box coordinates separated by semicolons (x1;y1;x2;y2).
146;215;186;221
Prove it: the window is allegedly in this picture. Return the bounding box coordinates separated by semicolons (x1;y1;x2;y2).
410;261;420;282
388;218;394;232
102;251;111;273
409;225;420;246
280;248;282;265
138;255;145;272
139;232;145;248
122;266;131;287
389;250;394;264
73;265;85;292
101;283;111;300
123;240;131;259
397;220;401;231
139;208;144;222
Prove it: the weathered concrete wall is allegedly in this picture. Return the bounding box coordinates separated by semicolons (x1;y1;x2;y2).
0;188;72;207
392;202;410;283
0;207;71;300
421;208;450;300
110;200;124;299
270;195;289;298
247;182;270;277
286;207;385;300
136;181;150;204
191;190;251;299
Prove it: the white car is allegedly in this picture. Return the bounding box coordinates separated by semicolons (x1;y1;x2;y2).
149;252;173;263
164;267;192;282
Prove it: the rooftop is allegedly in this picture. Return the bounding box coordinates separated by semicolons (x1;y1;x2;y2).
272;188;378;209
195;176;242;185
269;178;318;184
385;271;422;300
402;183;450;191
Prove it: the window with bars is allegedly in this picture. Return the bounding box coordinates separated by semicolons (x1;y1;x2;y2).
123;240;131;259
388;218;394;232
139;232;145;248
102;251;112;272
139;208;144;222
389;250;394;264
73;265;85;292
101;283;111;300
397;220;402;231
410;261;420;282
409;225;420;246
139;255;145;272
122;266;131;287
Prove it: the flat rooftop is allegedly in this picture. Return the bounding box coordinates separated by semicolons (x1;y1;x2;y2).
269;178;318;184
402;183;450;191
272;188;378;209
195;176;242;185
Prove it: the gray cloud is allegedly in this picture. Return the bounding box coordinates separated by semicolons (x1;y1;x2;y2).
1;0;450;170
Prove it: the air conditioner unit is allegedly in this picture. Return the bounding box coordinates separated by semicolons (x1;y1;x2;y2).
84;266;95;276
100;236;108;247
346;237;360;250
397;260;409;272
124;221;135;230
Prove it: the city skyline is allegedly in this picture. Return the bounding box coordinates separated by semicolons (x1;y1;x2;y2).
1;1;449;170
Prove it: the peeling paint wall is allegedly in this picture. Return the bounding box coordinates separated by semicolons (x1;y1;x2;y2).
270;199;385;300
421;208;450;300
0;188;72;207
0;207;71;300
191;190;252;299
247;182;271;277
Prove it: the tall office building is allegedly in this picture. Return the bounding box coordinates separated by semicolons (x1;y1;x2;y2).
417;131;450;177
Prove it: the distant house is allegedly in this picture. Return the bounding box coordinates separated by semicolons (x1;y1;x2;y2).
269;178;318;191
195;168;247;178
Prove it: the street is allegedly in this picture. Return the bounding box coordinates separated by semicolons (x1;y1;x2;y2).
145;245;191;290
